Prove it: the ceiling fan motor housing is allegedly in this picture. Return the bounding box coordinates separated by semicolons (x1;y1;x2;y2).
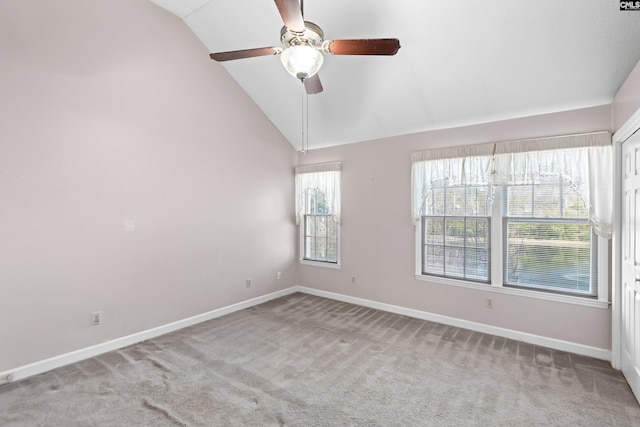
280;21;324;49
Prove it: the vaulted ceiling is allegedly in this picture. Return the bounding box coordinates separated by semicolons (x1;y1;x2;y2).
150;0;640;150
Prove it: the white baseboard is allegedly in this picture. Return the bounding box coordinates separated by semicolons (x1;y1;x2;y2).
0;287;298;385
296;286;612;361
0;284;612;386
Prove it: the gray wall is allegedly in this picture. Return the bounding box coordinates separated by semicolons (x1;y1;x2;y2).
0;0;297;371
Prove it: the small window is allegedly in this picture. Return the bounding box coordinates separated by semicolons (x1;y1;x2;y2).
295;163;341;266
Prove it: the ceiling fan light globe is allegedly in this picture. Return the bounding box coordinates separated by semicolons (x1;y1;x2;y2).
281;45;323;80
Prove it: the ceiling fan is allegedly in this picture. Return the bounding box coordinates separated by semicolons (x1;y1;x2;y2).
209;0;401;95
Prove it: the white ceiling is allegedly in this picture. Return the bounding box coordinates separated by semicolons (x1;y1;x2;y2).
150;0;640;150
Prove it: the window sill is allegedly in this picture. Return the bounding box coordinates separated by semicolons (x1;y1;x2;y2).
300;260;342;269
414;274;609;309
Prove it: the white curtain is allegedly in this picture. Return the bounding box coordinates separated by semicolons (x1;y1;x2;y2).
295;162;341;226
411;132;613;238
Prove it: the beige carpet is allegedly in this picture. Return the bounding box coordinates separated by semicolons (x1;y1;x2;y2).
1;293;639;426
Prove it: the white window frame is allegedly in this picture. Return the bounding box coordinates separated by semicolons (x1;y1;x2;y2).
299;224;342;269
415;224;609;309
419;185;493;282
295;162;342;269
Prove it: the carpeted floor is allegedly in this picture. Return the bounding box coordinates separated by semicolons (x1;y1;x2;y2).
1;293;639;426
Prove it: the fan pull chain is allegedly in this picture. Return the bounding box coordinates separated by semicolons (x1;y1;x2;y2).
305;84;309;153
300;80;308;155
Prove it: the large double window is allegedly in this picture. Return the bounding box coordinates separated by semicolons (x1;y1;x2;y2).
412;133;612;300
295;162;341;266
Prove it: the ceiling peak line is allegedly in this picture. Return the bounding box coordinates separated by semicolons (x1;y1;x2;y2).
180;0;214;20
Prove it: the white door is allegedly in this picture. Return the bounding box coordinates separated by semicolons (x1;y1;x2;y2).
621;131;640;403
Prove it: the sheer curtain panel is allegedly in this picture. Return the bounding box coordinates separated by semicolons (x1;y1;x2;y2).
295;162;342;226
411;132;612;238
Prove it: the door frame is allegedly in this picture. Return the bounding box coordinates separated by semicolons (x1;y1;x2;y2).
613;107;640;371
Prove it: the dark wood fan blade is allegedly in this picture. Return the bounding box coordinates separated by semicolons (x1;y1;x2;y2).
324;39;400;56
304;74;323;94
274;0;305;32
210;47;281;62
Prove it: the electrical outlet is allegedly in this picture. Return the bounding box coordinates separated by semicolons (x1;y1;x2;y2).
246;279;252;288
91;311;102;326
485;298;494;309
276;272;282;280
0;373;14;385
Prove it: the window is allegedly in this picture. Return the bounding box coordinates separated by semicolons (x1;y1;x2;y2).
422;185;491;282
412;132;612;301
295;162;341;266
304;188;338;262
504;178;596;296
